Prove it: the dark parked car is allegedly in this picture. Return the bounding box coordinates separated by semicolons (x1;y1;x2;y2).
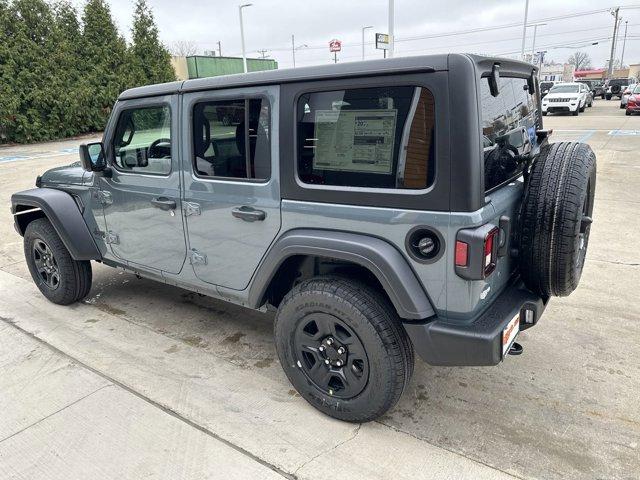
11;55;596;422
604;77;638;100
576;79;605;99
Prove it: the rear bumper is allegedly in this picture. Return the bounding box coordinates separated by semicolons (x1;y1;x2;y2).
403;280;547;366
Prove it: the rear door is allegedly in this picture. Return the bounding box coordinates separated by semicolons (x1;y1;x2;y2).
480;75;541;294
181;86;281;290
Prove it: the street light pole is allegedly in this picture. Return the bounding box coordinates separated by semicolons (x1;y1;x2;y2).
361;25;373;60
239;3;252;73
530;22;546;65
520;0;530;59
388;0;394;58
620;20;629;68
607;7;620;78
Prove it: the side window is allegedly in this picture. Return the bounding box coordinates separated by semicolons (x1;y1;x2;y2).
113;105;172;175
296;86;435;189
192;98;270;180
480;76;538;191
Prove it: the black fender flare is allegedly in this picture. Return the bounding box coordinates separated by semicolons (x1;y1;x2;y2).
11;188;101;261
248;229;435;320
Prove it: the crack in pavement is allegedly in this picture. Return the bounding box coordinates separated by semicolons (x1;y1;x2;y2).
0;317;296;480
0;384;114;445
292;423;362;476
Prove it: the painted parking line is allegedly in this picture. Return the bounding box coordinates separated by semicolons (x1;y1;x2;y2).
552;129;596;143
608;129;640;136
0;148;78;164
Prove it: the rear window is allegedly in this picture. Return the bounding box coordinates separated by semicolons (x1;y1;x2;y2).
296;86;435;189
480;76;538;192
609;79;630;86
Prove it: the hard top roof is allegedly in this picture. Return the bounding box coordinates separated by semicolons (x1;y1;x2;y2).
118;53;536;101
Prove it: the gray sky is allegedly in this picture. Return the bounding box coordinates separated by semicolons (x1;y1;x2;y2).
79;0;640;69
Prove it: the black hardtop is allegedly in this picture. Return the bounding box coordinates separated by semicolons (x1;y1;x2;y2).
118;53;536;101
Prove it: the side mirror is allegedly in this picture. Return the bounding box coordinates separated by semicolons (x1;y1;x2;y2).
79;142;107;172
489;63;500;97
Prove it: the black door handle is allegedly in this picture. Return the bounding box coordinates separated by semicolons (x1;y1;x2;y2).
151;197;176;211
231;206;266;222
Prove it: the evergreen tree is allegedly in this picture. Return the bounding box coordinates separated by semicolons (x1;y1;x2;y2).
81;0;131;130
5;0;59;142
130;0;175;86
0;0;18;141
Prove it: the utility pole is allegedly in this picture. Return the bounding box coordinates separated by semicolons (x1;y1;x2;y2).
607;7;620;78
292;35;296;68
217;41;222;57
520;0;530;59
239;3;253;73
362;25;373;61
620;20;628;68
388;0;394;58
530;23;546;65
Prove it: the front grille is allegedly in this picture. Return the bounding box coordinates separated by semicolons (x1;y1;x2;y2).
549;98;571;102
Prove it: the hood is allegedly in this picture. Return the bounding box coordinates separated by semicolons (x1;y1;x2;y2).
544;92;580;100
40;162;87;186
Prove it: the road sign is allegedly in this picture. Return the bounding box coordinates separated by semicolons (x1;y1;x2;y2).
376;33;390;50
329;39;342;53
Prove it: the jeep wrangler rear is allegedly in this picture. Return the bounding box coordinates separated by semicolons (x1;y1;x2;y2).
11;54;596;422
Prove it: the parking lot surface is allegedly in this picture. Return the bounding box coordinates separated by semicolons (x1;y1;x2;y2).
0;100;638;479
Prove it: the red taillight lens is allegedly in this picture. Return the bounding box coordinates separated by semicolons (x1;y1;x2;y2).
483;228;499;276
455;241;469;267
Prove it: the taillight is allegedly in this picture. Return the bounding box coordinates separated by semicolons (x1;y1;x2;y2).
454;224;503;280
455;241;468;267
483;227;499;276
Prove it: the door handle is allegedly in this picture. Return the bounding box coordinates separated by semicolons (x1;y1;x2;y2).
231;206;266;222
151;197;177;211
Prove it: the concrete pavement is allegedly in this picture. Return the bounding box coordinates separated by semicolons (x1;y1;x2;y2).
0;99;638;479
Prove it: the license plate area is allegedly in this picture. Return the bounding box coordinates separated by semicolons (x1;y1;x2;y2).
502;312;520;357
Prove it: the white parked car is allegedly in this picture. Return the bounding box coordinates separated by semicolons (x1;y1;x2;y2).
541;82;591;116
620;84;637;108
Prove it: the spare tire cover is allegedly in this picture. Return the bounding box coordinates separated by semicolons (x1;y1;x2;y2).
518;142;596;297
611;84;622;94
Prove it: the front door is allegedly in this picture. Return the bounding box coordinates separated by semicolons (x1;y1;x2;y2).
182;86;281;290
100;95;187;274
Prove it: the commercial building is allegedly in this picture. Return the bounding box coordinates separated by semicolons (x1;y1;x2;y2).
171;55;278;80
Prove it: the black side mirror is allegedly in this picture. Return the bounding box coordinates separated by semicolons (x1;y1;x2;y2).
79;142;107;172
489;63;500;97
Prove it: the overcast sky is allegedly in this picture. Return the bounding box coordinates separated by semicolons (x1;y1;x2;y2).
75;0;640;69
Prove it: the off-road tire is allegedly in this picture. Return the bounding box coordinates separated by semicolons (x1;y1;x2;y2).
606;94;612;100
24;218;92;305
519;142;596;297
274;276;414;422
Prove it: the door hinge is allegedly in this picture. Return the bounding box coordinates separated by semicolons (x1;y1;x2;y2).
184;202;201;217
189;248;207;266
93;190;113;206
104;230;120;245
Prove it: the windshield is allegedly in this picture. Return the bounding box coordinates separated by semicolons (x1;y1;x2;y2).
550;84;579;93
540;82;554;90
633;85;640;94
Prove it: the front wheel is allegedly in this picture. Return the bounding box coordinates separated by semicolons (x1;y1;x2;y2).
24;218;92;305
573;108;579;116
274;277;414;422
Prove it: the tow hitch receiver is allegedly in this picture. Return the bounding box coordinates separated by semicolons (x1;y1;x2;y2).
508;342;523;355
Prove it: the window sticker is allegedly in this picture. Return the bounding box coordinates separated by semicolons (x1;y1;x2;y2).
312;109;397;174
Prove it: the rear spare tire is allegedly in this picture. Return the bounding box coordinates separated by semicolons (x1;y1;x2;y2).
518;142;596;297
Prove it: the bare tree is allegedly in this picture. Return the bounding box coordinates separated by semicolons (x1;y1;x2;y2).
567;51;592;71
170;40;198;57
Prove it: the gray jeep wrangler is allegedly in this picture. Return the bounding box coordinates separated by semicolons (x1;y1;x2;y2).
11;54;596;422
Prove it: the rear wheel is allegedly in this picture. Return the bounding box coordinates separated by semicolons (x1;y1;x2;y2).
274;277;414;422
24;218;92;305
519;142;596;297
